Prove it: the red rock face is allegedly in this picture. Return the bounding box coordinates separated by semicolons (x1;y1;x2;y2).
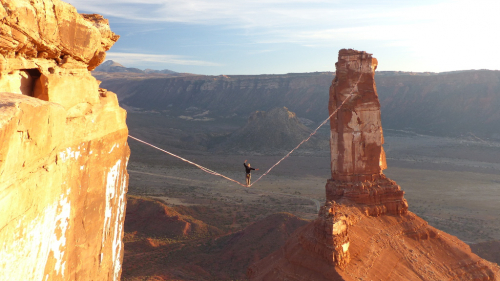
247;49;500;280
0;1;128;280
249;202;500;281
329;49;385;180
326;49;407;216
325;175;408;217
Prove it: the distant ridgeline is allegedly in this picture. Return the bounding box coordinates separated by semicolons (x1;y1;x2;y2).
95;67;500;139
94;60;179;74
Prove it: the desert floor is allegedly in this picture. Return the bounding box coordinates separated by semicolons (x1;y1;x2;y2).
127;129;500;243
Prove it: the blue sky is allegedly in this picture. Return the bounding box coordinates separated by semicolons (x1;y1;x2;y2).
67;0;500;75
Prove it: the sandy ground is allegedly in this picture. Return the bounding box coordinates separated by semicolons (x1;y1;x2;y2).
128;163;324;221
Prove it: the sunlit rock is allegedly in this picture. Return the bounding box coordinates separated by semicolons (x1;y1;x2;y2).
247;49;500;281
0;1;128;280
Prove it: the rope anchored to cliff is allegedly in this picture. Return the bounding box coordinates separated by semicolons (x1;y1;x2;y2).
128;135;249;187
128;72;363;187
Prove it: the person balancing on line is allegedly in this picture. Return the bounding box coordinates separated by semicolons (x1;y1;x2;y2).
244;160;259;186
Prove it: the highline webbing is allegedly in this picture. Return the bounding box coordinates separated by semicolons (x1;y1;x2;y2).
128;72;363;187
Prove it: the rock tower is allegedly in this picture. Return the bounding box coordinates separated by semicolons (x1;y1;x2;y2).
326;49;407;216
247;49;500;281
0;1;128;280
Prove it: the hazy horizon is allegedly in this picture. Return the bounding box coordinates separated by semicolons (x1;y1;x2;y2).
97;59;500;76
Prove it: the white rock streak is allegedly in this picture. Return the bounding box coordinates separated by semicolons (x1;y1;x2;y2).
101;157;127;281
102;160;121;246
59;147;81;163
49;191;71;276
112;171;127;280
0;190;71;280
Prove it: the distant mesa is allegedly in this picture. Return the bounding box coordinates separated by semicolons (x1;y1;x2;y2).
98;65;500;139
144;68;179;75
94;60;179;75
215;107;328;154
99;71;335;125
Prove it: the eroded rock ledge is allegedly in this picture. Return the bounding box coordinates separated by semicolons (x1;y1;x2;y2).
0;1;128;280
0;1;118;71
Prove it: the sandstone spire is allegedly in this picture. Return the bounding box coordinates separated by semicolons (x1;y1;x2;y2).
247;50;500;281
329;49;386;181
325;49;407;216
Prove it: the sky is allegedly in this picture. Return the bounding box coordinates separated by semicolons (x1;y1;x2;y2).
66;0;500;75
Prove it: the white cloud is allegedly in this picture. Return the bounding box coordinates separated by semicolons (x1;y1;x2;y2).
66;0;435;27
105;52;221;66
69;0;499;44
67;0;500;43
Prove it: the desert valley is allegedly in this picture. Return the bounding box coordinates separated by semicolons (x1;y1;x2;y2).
1;0;500;280
93;57;500;279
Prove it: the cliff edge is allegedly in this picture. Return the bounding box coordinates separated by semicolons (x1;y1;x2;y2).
248;49;500;280
0;1;128;280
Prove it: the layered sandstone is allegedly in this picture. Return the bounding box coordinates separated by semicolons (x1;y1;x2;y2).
0;0;118;71
329;49;385;179
248;49;500;280
0;1;128;280
326;49;407;216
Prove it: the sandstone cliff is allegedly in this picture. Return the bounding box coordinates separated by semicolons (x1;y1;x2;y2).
99;72;335;122
97;69;500;139
247;49;500;281
0;1;128;280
